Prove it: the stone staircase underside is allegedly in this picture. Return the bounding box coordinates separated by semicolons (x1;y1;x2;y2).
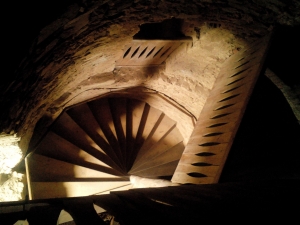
26;97;185;199
172;34;271;184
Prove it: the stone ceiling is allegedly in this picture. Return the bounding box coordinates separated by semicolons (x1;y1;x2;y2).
1;0;300;154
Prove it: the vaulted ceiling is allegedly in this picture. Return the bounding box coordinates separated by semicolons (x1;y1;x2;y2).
1;0;299;152
1;1;300;224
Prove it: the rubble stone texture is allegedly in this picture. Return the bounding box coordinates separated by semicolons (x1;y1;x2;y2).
0;135;22;174
0;135;24;201
0;172;24;202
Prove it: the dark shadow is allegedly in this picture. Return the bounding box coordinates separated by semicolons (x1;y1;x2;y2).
133;18;187;40
266;25;300;87
220;74;300;182
220;26;300;182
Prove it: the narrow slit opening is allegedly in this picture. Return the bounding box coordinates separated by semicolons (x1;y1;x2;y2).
235;61;250;69
218;94;240;102
237;57;244;62
199;142;220;147
196;152;215;156
123;47;131;58
227;77;246;86
131;47;140;58
229;68;249;78
214;104;235;111
192;162;212;167
203;132;223;137
187;172;207;178
210;113;231;119
138;47;148;58
153;46;164;58
207;123;227;128
160;46;172;58
146;47;156;58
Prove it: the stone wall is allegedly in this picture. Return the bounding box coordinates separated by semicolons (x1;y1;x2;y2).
1;0;299;154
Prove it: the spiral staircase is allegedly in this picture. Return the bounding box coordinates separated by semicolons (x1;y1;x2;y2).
26;97;185;199
25;33;271;201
